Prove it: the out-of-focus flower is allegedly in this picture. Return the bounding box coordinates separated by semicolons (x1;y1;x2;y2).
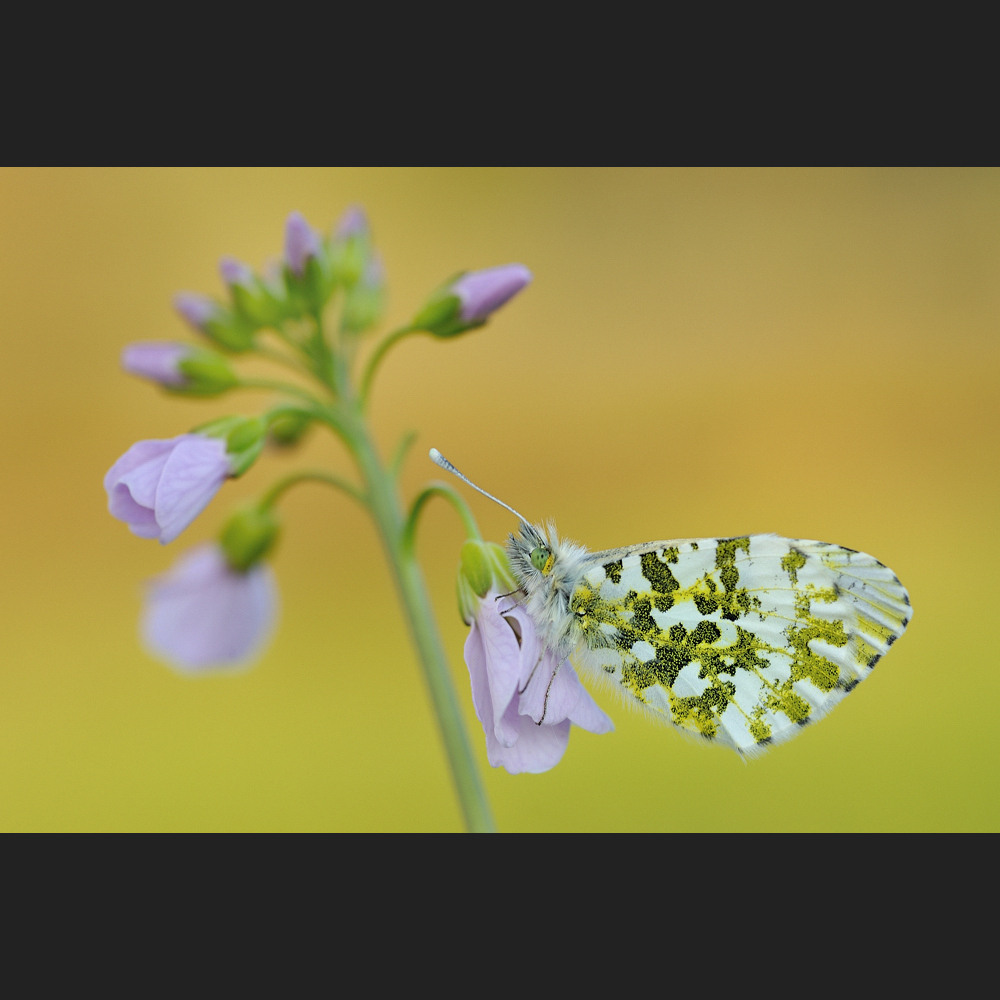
464;590;613;774
173;292;220;332
104;435;231;544
284;211;321;277
122;342;189;387
334;205;370;240
218;256;255;289
122;342;238;396
142;543;277;671
341;252;386;333
411;264;532;338
452;264;533;323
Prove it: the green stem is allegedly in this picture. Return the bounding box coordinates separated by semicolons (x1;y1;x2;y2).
335;406;495;832
403;483;482;554
252;342;319;382
261;469;369;510
239;378;327;407
390;430;418;479
359;325;416;406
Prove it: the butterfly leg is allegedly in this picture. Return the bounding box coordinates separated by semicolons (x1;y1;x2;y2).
518;650;544;695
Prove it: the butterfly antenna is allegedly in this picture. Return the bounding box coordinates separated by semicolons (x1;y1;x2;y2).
429;448;530;524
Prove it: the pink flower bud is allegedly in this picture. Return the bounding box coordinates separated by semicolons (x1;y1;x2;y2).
104;435;231;544
121;342;190;387
173;292;219;331
452;264;532;323
334;205;370;240
142;544;277;671
284;211;321;277
219;256;254;288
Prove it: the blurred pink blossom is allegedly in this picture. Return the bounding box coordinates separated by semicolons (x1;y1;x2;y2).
142;544;277;671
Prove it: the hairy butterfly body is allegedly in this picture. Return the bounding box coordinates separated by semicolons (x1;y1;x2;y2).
431;449;912;757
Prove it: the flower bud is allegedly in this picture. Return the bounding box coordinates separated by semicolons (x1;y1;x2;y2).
329;205;371;286
412;264;532;339
220;504;280;572
219;257;287;329
268;409;313;448
284;211;321;278
457;540;516;623
122;342;239;397
341;252;386;334
173;292;255;352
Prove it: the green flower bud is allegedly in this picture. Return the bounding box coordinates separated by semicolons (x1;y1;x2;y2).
220;504;280;572
268;410;313;448
456;540;517;623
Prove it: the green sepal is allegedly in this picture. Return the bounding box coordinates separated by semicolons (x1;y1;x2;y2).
230;279;289;329
268;409;313;447
457;540;517;622
412;291;461;334
284;252;334;320
329;235;368;287
220;504;280;572
193;415;267;477
170;349;239;397
202;309;257;352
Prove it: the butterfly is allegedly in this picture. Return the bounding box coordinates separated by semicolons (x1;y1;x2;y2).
430;450;912;756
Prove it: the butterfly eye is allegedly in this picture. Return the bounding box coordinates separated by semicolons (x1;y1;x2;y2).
530;547;550;572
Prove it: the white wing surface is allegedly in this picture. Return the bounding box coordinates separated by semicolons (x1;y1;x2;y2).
569;534;911;755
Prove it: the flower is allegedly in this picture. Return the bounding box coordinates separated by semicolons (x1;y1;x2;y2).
121;342;190;387
104;435;231;544
284;211;321;277
452;264;532;323
464;589;613;774
142;543;277;671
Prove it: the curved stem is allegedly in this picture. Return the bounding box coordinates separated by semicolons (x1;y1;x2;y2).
390;430;418;479
239;377;328;408
261;469;369;510
359;324;416;406
252;342;319;381
403;483;481;554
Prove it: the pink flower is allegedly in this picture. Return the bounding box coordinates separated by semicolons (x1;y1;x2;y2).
142;543;277;671
464;590;613;774
104;435;231;544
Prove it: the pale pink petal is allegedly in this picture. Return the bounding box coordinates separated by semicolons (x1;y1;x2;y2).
476;598;524;747
500;600;543;691
153;435;229;544
143;544;277;671
486;714;571;774
453;264;532;322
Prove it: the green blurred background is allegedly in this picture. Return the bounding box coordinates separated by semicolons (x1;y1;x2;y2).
0;168;996;830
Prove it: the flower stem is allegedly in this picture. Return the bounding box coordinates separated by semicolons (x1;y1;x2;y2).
359;324;415;407
403;483;482;553
337;407;496;832
260;469;369;510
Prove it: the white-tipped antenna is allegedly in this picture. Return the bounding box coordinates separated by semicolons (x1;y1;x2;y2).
429;448;530;524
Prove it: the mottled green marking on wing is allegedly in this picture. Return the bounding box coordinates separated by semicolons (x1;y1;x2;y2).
570;535;912;755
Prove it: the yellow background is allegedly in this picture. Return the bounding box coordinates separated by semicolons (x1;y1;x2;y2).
0;168;996;830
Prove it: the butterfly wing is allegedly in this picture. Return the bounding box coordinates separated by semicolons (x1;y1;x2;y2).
568;534;911;755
